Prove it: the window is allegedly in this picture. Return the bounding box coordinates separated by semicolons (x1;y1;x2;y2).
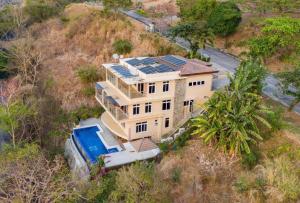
121;105;128;114
184;101;189;106
154;120;158;126
133;104;140;115
202;81;205;85
193;81;197;86
138;83;144;93
136;122;147;133
189;82;193;86
149;83;155;94
165;118;170;128
145;102;152;113
162;100;171;110
163;81;169;92
197;81;201;85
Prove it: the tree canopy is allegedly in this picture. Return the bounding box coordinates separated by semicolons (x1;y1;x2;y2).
192;59;270;155
207;1;242;37
102;0;132;12
248;17;300;59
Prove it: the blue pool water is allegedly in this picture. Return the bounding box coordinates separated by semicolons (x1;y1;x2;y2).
73;126;118;164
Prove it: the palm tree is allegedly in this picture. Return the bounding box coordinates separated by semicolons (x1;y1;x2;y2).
192;59;271;155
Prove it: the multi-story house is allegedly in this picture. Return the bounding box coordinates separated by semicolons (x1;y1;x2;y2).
95;55;218;142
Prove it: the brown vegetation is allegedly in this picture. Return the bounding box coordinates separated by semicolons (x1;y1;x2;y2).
9;3;184;110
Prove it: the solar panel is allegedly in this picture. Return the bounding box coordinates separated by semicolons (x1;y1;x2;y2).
156;64;174;73
111;66;134;78
139;66;157;74
126;58;142;66
141;57;157;65
162;55;186;66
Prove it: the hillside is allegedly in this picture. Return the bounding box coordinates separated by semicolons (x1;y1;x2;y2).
15;3;184;110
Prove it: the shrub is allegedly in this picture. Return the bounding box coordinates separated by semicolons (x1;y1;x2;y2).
76;65;100;84
82;86;95;97
241;149;260;170
0;6;17;39
24;0;60;23
234;176;252;193
70;106;104;122
136;9;148;17
171;167;182;183
208;1;242;37
0;49;9;79
112;39;133;55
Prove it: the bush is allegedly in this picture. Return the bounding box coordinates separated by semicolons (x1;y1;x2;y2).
208;1;242;37
112;39;133;55
0;6;17;39
234;176;252;193
82;86;95;97
76;65;100;84
24;0;60;23
171;167;182;183
0;49;9;79
241;149;260;170
70;106;104;122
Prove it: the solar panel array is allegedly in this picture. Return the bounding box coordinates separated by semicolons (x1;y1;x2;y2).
139;66;158;74
141;57;157;65
126;58;142;66
112;66;135;78
162;55;186;66
124;56;185;75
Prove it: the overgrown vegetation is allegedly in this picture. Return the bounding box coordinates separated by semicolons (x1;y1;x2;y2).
112;39;133;55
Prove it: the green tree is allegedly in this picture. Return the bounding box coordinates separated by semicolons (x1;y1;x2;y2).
248;17;300;60
208;1;242;37
0;49;9;79
109;162;171;203
169;22;214;57
277;66;300;110
0;6;18;38
102;0;132;12
176;0;217;22
0;101;34;148
192;59;270;155
76;64;100;84
113;39;133;55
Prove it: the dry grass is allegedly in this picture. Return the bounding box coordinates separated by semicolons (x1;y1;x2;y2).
158;139;241;203
20;3;184;110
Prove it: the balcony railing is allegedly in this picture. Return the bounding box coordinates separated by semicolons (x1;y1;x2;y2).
96;89;128;121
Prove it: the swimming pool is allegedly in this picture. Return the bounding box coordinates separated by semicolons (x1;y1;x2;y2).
72;125;119;164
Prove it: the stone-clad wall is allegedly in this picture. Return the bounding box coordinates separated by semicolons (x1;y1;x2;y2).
173;79;186;128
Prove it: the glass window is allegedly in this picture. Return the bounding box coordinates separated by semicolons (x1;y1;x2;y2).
202;81;205;85
136;122;147;133
163;81;169;92
149;83;155;94
145;102;152;113
165;118;170;128
189;82;193;86
133;104;140;115
193;81;197;86
162;100;171;110
138;83;144;93
197;81;201;85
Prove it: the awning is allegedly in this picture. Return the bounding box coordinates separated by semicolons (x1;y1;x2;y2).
106;96;120;107
96;83;104;90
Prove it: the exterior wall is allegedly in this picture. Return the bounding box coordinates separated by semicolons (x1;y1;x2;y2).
98;68;215;141
185;74;214;101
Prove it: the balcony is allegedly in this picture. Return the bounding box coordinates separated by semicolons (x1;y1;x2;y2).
96;85;128;121
106;68;145;99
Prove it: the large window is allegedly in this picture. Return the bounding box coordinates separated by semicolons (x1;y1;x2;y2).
165;118;170;128
149;83;155;94
133;104;140;115
138;83;144;93
162;100;171;110
136;122;147;133
145;102;152;113
163;81;169;92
